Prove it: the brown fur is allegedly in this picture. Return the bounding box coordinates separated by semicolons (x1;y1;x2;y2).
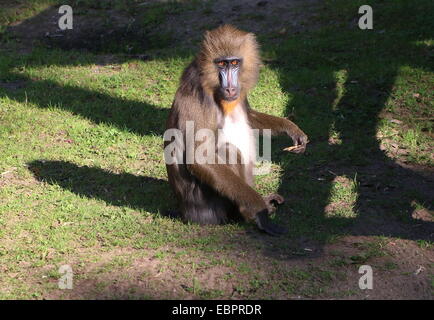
164;25;308;235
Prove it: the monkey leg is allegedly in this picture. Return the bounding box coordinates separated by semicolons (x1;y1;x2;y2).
188;163;288;236
263;193;285;214
182;180;239;225
166;163;238;225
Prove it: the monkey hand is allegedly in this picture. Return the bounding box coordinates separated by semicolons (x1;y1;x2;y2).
284;128;308;154
263;193;285;213
255;209;288;236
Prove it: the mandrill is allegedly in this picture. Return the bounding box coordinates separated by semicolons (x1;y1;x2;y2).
164;25;308;235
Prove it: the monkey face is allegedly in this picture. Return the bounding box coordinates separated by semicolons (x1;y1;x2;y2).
198;25;260;97
215;57;242;101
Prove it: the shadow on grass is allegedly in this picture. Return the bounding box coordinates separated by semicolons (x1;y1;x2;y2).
1;75;168;136
28;160;170;214
265;0;434;253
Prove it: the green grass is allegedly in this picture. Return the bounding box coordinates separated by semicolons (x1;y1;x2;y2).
0;0;55;26
0;0;433;299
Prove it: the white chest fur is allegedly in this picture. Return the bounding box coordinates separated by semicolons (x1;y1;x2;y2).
219;106;255;164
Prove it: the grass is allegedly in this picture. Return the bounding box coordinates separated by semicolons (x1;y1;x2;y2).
0;0;55;26
0;0;433;299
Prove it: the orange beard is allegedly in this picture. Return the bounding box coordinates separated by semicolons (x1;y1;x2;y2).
219;98;239;115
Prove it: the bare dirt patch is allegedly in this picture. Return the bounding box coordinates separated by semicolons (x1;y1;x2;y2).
39;246;242;299
321;236;433;299
0;168;39;188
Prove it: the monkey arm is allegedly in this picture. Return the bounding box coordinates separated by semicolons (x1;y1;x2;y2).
187;163;287;235
248;109;300;135
248;109;308;153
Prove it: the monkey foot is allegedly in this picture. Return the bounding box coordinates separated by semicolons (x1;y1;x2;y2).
255;210;288;236
263;193;285;213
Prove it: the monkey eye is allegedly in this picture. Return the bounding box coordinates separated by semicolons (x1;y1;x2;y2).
217;61;226;67
231;60;239;66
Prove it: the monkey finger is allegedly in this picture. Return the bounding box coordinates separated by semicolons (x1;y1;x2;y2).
292;133;309;147
264;193;285;206
283;145;304;153
299;136;309;145
295;144;307;154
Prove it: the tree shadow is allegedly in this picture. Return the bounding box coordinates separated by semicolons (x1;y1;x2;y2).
257;0;434;258
1;75;168;136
